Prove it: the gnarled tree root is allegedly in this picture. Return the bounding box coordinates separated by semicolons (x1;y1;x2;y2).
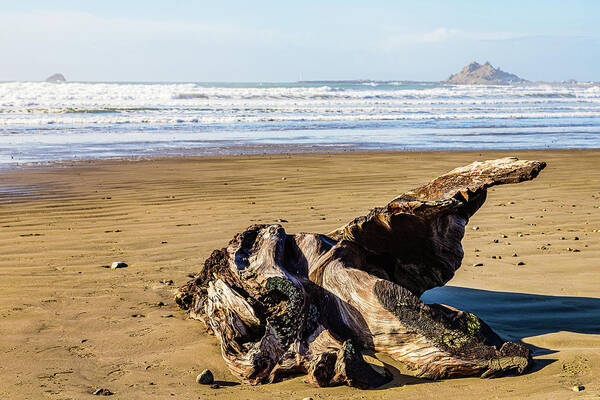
176;157;545;388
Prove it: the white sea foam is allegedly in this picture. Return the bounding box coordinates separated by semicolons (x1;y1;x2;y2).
0;81;599;165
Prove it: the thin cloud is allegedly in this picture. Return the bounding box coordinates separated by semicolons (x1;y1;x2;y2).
421;28;460;42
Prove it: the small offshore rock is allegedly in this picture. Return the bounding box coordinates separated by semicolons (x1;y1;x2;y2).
46;73;66;83
572;385;585;392
110;261;128;269
196;369;214;385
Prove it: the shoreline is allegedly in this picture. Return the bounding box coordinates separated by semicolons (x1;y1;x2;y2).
1;149;598;398
2;146;599;173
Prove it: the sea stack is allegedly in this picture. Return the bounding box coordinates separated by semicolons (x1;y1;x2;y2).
445;62;525;85
45;73;66;83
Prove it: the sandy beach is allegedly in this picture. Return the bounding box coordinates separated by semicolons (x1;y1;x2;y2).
1;149;599;399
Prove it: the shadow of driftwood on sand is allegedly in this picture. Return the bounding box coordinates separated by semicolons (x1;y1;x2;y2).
418;286;600;380
421;286;600;342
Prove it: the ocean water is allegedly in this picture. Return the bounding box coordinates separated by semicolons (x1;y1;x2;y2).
1;81;599;167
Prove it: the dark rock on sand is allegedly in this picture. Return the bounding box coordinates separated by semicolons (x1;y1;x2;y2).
92;388;113;396
196;369;214;385
110;261;127;269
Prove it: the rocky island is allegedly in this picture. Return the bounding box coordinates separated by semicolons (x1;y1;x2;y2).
45;73;66;83
445;62;525;85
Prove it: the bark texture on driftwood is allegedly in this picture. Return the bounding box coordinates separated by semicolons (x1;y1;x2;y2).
176;157;546;387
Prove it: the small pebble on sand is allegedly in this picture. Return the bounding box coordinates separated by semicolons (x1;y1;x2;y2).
517;261;526;266
92;388;113;396
473;263;484;267
196;369;214;385
110;261;127;269
472;226;479;231
572;385;585;392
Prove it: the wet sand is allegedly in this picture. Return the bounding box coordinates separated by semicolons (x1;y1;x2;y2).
0;149;599;399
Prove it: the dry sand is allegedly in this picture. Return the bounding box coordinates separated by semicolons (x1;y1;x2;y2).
0;150;599;399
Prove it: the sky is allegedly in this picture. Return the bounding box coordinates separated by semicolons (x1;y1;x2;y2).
1;0;599;82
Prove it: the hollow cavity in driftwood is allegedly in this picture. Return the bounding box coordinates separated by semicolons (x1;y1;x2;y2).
176;157;546;388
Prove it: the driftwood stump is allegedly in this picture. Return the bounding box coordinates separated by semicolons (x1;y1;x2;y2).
176;157;546;388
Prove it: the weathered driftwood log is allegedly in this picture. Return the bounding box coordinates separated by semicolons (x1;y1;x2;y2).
176;157;546;388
